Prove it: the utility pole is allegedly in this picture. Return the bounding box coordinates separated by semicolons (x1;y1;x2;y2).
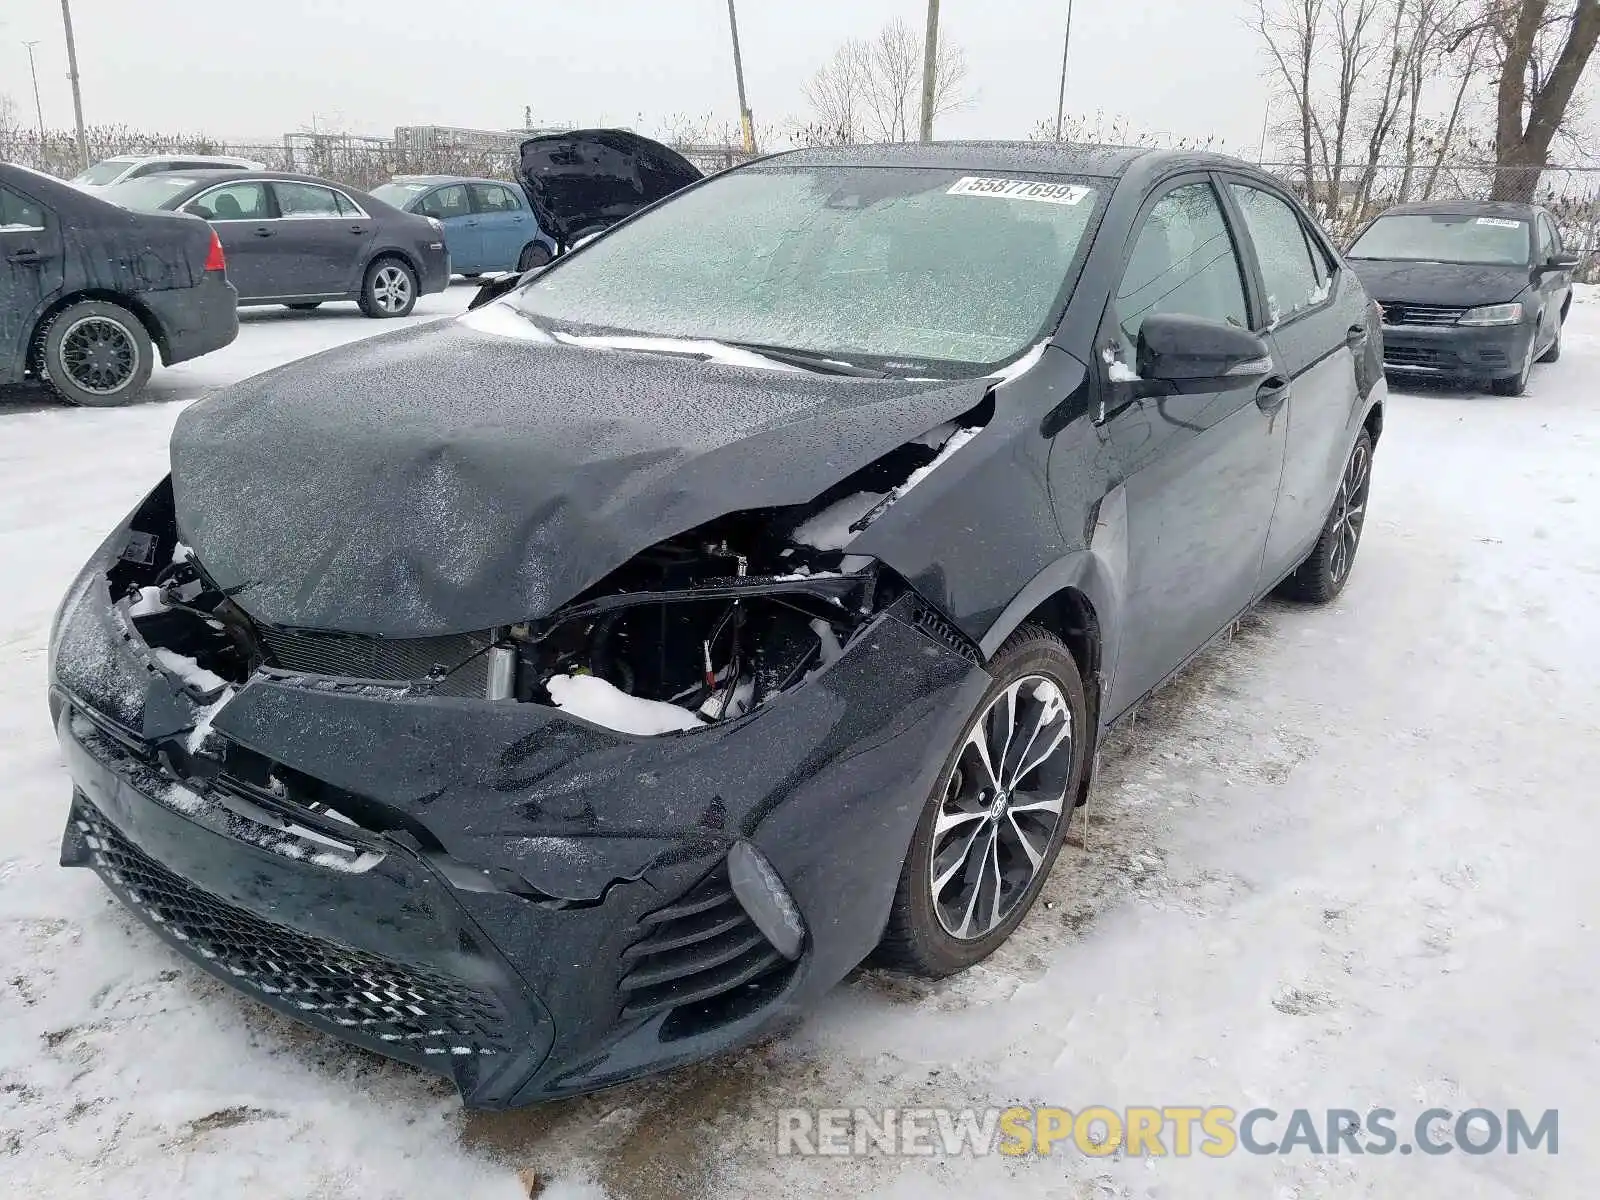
59;0;88;169
1053;0;1075;141
919;0;941;142
23;40;46;144
725;0;756;155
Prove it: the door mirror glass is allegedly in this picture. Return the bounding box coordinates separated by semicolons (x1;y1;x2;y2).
1545;250;1581;270
1136;313;1273;388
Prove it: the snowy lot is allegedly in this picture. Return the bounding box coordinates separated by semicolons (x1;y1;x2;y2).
2;285;1598;1199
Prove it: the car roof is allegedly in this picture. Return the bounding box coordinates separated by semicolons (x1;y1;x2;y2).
753;141;1275;180
388;175;507;187
1376;199;1541;219
154;169;367;188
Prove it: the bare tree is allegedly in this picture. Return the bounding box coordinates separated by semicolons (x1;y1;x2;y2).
802;19;969;144
1251;0;1326;201
1485;0;1600;200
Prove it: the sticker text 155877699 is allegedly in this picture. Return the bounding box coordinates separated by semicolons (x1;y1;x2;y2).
947;177;1091;205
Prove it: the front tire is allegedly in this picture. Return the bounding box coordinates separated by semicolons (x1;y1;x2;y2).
1277;428;1373;603
878;624;1087;978
357;256;418;318
34;300;154;408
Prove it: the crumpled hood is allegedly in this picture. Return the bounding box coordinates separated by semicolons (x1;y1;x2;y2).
170;315;992;638
1348;258;1531;307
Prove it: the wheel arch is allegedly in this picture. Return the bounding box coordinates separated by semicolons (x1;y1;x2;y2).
363;247;422;286
1362;394;1384;447
30;289;168;369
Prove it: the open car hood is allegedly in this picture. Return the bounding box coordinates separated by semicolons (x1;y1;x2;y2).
513;129;703;249
169;317;994;638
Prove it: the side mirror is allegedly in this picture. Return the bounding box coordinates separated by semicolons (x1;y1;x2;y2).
1135;313;1273;390
1541;250;1581;271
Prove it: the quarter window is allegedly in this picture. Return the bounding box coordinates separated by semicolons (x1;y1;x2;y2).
1114;182;1250;356
186;181;271;221
0;184;46;232
334;191;362;217
274;182;342;218
1229;184;1325;325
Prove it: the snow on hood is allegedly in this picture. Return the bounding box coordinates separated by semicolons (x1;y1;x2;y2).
169;318;996;638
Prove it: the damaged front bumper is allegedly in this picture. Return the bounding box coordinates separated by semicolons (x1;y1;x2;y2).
49;545;987;1105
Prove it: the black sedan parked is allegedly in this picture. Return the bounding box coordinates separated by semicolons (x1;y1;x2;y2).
49;144;1384;1106
1346;200;1578;395
2;162;237;406
104;170;450;317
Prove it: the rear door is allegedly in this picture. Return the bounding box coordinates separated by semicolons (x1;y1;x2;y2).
1097;176;1290;717
184;180;278;298
417;184;477;272
269;181;374;296
1;181;64;380
467;182;534;271
1225;179;1364;585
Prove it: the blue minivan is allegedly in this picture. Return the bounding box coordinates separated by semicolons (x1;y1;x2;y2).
371;175;557;275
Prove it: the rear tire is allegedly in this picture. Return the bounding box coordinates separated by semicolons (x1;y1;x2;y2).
34;300;154;408
1277;429;1373;603
517;242;552;271
877;624;1087;978
357;256;418;318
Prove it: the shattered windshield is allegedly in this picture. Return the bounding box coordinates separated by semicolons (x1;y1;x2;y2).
508;166;1102;372
1349;213;1531;266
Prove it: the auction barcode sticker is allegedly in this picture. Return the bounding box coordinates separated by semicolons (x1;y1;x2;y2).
1476;217;1522;228
947;177;1090;205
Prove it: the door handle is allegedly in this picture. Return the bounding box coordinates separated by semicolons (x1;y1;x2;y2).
349;224;368;234
1345;324;1368;349
253;227;274;238
1255;375;1291;413
6;247;43;264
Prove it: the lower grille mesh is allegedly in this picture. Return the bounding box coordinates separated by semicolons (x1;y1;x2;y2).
253;625;492;697
78;805;509;1058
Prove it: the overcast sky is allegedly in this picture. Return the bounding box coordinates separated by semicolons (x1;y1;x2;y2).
3;0;1271;154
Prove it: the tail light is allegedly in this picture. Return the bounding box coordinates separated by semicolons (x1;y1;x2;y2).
204;230;226;274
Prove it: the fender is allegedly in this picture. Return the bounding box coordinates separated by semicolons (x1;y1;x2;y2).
978;484;1130;727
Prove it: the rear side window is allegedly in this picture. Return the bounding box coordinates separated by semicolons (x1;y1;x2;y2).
187;182;271;221
469;183;521;213
334;191;362;217
274;182;342;217
0;185;47;232
1114;181;1250;354
1230;185;1326;326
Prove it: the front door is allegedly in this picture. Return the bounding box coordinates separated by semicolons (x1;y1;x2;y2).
468;182;535;271
1;181;64;379
1097;177;1289;718
268;181;374;296
418;184;478;273
1225;180;1364;584
184;180;278;299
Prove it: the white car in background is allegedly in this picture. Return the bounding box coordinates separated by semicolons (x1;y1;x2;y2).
70;153;265;190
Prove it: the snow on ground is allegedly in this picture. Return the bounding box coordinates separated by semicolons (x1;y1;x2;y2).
2;286;1598;1199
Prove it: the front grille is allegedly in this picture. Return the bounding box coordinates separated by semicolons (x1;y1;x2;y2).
1380;302;1466;327
619;862;792;1034
1384;345;1444;368
77;804;511;1058
253;625;493;697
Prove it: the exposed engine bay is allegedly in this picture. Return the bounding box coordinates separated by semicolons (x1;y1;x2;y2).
112;413;988;734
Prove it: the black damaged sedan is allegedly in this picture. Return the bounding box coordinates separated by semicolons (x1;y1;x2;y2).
49;144;1386;1106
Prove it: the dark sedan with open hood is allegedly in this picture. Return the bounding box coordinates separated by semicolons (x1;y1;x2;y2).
1347;200;1578;395
49;144;1385;1106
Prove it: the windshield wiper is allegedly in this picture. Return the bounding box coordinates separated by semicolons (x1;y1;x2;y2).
721;342;891;378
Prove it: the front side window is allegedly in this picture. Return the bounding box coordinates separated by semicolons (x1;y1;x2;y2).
187;182;271;221
418;184;470;220
508;166;1103;372
0;185;47;232
1113;181;1249;357
1230;184;1324;326
1536;214;1559;260
1348;213;1530;267
274;182;341;218
470;183;520;213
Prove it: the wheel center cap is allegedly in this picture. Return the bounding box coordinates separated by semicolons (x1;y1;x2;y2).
988;789;1012;822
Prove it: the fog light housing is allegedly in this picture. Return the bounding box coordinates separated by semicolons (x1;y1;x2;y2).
727;840;805;960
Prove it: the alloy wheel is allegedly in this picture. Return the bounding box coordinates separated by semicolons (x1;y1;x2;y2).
371;265;413;314
58;316;138;395
930;675;1075;940
1328;439;1371;585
